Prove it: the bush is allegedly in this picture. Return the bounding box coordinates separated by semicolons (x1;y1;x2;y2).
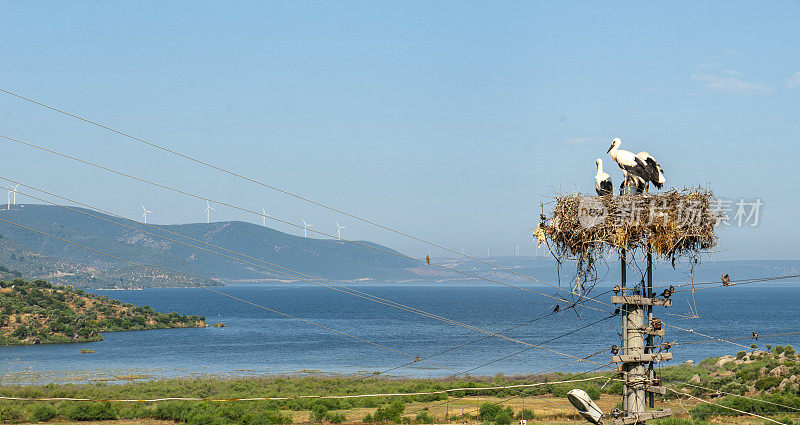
363;413;374;423
478;403;514;424
479;403;502;421
373;401;405;422
494;410;513;425
415;412;436;424
65;401;118;421
312;404;329;422
327;412;347;424
31;403;58;422
785;345;796;356
516;409;537;420
0;404;24;422
737;351;747;359
754;376;782;391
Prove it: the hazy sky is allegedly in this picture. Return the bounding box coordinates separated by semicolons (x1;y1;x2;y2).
1;1;799;260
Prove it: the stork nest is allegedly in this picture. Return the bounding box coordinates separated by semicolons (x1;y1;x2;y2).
534;188;720;268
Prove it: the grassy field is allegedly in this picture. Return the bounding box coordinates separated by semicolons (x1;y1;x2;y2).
2;347;800;424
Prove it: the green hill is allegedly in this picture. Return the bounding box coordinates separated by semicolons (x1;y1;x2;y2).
0;278;206;346
0;204;417;287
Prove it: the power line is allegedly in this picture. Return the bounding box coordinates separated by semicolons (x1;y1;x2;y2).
425;358;614;420
674;275;800;293
361;309;565;378
12;177;604;374
6;182;574;353
0;134;613;313
0;216;463;374
672;331;800;346
0;89;618;307
664;324;752;350
0;214;610;369
673;381;800;413
0;376;610;403
665;386;786;425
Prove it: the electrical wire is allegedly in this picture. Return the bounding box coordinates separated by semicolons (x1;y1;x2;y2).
0;133;613;313
0;376;610;403
664;324;752;350
0;215;612;369
4;183;585;354
672;332;800;346
673;381;800;413
16;82;609;301
0;88;617;306
360;308;565;378
665;386;786;425
0;216;466;375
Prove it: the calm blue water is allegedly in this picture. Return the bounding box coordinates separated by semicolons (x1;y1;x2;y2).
2;282;798;384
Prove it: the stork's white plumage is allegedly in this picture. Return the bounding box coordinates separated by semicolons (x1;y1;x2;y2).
607;138;654;194
594;159;612;196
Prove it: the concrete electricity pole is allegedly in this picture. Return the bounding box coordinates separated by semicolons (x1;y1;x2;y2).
609;249;673;424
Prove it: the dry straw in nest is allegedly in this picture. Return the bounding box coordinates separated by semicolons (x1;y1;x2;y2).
534;188;720;262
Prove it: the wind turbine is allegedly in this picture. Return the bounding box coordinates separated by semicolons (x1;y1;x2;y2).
4;187;10;210
302;220;313;238
261;206;268;227
12;184;19;205
141;204;153;224
336;222;346;239
515;243;520;257
204;201;214;223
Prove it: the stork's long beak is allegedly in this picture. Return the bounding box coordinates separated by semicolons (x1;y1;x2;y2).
606;144;613;153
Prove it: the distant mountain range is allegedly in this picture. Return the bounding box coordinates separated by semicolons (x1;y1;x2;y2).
0;204;417;288
0;204;796;290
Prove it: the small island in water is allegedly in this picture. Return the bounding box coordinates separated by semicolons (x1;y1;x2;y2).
0;278;206;346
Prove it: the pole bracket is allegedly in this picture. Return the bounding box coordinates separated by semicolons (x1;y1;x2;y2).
611;409;673;425
611;352;673;364
611;295;672;306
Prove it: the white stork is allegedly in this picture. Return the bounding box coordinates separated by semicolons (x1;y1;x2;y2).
607;138;661;195
594;159;612;196
635;151;666;194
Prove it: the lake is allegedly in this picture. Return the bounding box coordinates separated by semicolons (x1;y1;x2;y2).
2;282;798;384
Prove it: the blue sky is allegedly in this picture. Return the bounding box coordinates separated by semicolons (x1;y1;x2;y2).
0;1;799;260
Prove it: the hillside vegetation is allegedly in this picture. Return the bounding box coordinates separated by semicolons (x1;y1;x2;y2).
0;278;206;346
0;205;417;288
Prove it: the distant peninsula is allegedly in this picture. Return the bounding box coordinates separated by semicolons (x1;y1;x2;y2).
0;278;206;346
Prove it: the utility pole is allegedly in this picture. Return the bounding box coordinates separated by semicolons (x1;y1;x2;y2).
610;249;673;424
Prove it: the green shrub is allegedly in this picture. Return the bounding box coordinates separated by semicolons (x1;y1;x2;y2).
754;376;782;391
515;409;537;420
327;412;346;424
720;382;748;396
0;404;24;422
312;404;329;422
737;351;747;359
31;403;58;422
479;403;502;421
415;411;436;424
363;413;374;423
785;345;796;356
65;401;118;421
494;410;513;425
373;401;405;422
